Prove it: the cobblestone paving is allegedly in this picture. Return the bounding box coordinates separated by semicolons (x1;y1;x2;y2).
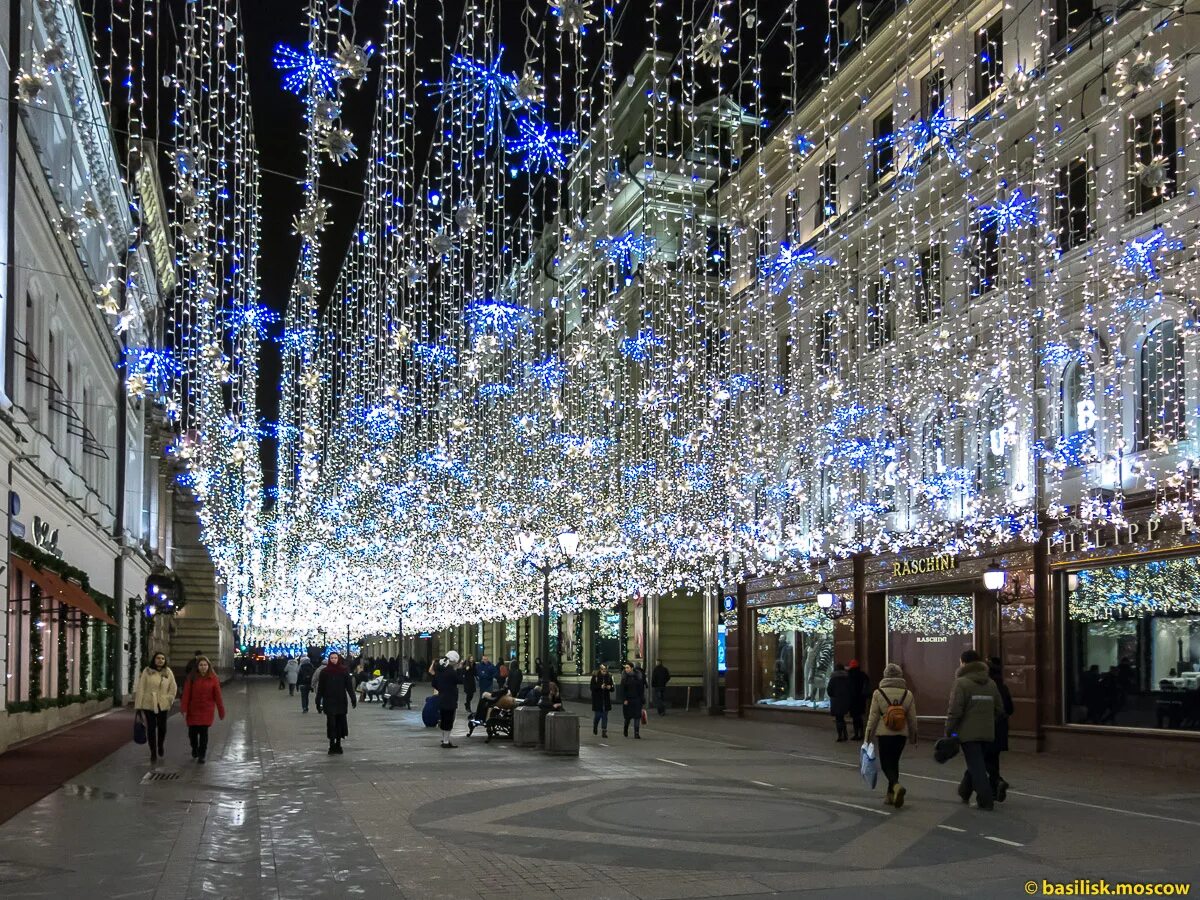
0;679;1197;899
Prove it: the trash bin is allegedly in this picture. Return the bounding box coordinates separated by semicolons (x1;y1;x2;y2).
513;706;541;747
543;712;580;756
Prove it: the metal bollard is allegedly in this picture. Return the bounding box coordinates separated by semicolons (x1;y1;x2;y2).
513;706;541;747
543;712;580;756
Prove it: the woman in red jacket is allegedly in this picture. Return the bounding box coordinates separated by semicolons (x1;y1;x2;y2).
180;656;225;764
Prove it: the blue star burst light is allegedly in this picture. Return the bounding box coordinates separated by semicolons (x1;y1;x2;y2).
506;117;577;174
221;304;281;340
976;189;1038;234
463;298;540;341
528;356;568;390
597;231;657;271
1119;229;1183;281
619;327;666;362
430;51;531;146
122;347;183;394
895;106;978;186
412;340;457;370
273;43;339;97
758;241;836;295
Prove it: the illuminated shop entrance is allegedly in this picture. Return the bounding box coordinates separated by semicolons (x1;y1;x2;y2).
752;603;834;708
885;593;975;710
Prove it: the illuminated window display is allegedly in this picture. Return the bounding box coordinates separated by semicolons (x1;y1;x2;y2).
752;603;833;708
1065;557;1200;731
886;594;974;709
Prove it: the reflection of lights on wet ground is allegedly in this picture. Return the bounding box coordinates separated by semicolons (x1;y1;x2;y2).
219;799;246;827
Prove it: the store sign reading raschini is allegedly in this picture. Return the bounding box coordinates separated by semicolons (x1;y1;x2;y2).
892;553;957;577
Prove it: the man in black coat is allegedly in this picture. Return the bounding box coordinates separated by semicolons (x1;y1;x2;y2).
846;659;869;741
621;662;645;738
651;659;671;716
986;657;1014;801
826;663;851;741
507;659;524;697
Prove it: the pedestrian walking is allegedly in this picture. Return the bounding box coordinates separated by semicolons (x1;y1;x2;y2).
476;655;497;694
945;649;1004;810
651;659;671;716
590;664;614;737
297;655;314;712
621;662;644;738
847;659;869;741
184;650;203;678
133;652;177;765
284;657;300;696
986;657;1014;802
827;662;851;741
463;657;477;712
864;662;918;807
315;651;357;755
180;656;225;764
430;651;464;748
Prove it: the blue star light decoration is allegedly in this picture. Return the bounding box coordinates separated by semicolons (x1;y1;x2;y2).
619;327;666;362
528;356;568;390
122;347;183;395
895;107;979;187
463;298;540;342
1119;229;1183;281
758;241;836;295
597;231;657;271
976;189;1038;234
412;340;457;370
277;327;317;356
273;43;340;97
221;304;281;340
431;51;538;146
506;117;577;174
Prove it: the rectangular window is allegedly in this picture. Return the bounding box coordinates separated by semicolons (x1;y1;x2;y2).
873;108;894;183
752;604;835;708
1132;103;1178;215
755;216;771;262
1056;0;1095;41
970;222;1000;296
921;66;947;119
817;158;837;225
784;193;803;238
974;15;1004;104
818;310;837;373
776;329;791;394
1064;555;1200;732
1056;156;1093;251
866;280;894;349
917;246;943;324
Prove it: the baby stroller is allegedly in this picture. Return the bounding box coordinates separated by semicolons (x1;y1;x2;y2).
467;689;516;742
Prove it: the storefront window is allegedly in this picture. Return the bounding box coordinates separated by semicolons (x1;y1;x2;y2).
503;620;517;661
886;594;974;710
752;603;833;708
591;607;623;670
1066;557;1200;731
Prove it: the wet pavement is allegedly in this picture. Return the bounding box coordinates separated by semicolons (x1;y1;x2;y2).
0;678;1197;898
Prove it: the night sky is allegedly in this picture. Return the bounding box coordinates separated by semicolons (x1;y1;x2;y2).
137;1;831;484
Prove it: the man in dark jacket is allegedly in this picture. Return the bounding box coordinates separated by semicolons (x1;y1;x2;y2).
986;657;1014;802
476;655;498;694
826;663;851;741
621;662;645;738
946;649;1004;810
297;656;315;713
651;660;671;716
507;659;524;697
846;659;869;741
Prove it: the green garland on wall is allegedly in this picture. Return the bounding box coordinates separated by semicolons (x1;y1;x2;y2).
79;615;90;695
574;613;583;675
28;583;43;710
56;604;67;701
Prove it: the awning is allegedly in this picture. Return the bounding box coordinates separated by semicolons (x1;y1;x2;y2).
12;556;118;626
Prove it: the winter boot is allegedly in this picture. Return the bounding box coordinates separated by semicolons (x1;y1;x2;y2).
892;785;906;809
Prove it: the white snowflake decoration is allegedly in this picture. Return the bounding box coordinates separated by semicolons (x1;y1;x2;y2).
1116;51;1172;97
430;229;456;258
695;16;731;67
515;67;545;107
552;0;597;36
335;36;370;86
454;202;478;230
293;198;331;239
15;69;51;104
320;127;357;164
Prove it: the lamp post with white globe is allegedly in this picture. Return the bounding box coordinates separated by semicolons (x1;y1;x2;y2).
518;529;579;692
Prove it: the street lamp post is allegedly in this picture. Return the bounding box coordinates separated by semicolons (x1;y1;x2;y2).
983;563;1007;663
518;529;578;692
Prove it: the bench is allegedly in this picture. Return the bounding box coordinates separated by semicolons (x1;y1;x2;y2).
381;681;412;710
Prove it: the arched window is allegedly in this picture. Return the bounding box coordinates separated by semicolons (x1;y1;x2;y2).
1061;360;1085;438
979;388;1008;490
1138;321;1186;450
922;411;947;478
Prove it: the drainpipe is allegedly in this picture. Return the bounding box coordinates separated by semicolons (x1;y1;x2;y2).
4;0;19;404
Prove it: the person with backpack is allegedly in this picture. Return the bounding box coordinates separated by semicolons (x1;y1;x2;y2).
946;649;1004;810
864;662;918;807
296;655;314;713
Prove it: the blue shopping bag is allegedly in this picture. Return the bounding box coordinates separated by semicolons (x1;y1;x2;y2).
421;694;440;728
859;742;878;790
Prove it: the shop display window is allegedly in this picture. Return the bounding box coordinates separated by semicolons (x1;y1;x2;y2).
752;603;833;708
886;594;974;710
591;608;623;670
1065;557;1200;731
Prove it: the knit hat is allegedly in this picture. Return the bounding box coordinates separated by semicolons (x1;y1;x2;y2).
883;663;903;678
848;659;860;669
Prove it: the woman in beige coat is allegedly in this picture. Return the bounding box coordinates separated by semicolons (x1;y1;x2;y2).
134;652;177;764
864;662;918;807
